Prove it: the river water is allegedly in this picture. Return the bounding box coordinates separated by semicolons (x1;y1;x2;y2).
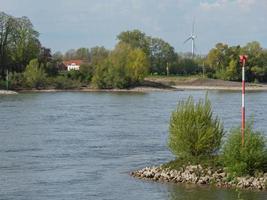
0;91;266;200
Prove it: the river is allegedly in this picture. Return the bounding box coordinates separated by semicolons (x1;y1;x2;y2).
0;91;267;200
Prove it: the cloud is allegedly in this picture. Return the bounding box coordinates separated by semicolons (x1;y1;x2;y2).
200;0;258;11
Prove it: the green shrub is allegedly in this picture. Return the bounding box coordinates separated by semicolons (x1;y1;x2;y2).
222;124;267;176
168;96;224;159
24;59;47;89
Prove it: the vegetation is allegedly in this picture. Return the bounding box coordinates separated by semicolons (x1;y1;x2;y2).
1;12;267;90
24;59;47;89
206;42;267;82
168;96;224;159
222;124;267;176
168;96;267;177
92;43;149;89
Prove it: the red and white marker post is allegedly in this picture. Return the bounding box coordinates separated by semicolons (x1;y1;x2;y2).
239;55;248;146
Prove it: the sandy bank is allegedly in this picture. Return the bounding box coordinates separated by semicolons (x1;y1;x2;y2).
0;90;18;95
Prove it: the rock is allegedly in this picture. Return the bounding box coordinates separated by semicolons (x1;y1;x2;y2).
198;179;206;184
131;165;267;191
218;172;226;179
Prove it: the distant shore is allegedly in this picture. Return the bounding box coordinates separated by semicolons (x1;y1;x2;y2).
2;77;267;93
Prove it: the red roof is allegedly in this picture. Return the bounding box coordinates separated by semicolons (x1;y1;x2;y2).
63;60;83;66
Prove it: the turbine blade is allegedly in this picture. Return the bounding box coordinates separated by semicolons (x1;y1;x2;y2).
192;17;195;35
184;37;192;44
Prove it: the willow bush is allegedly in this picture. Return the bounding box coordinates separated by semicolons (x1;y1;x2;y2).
222;124;267;176
168;96;224;160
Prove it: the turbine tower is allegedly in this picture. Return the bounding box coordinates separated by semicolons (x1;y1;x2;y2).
184;19;196;57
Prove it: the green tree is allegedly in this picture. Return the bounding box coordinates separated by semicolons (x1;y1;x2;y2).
79;63;94;83
251;66;267;82
11;16;40;72
76;47;90;61
0;12;41;78
117;29;149;55
90;46;109;67
206;43;230;72
169;96;224;159
174;55;200;75
64;49;76;60
24;59;47;88
92;43;149;89
0;12;16;78
224;59;240;81
127;48;149;82
147;37;176;75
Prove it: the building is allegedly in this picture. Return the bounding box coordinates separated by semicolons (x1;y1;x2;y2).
62;60;83;71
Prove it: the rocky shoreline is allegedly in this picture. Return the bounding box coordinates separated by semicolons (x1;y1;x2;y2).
131;165;267;191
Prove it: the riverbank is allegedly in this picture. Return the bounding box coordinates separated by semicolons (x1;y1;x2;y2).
0;90;18;95
4;77;267;93
131;165;267;191
146;76;267;91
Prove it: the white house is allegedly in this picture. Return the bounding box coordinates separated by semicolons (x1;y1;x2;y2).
63;60;83;71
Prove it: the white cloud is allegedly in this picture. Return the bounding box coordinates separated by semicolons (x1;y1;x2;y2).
200;0;257;11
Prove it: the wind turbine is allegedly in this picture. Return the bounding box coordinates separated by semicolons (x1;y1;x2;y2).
184;19;197;57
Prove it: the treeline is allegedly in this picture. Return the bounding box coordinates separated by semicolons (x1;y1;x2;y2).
59;30;267;84
1;12;267;90
206;42;267;82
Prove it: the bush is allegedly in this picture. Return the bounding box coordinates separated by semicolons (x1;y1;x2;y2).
168;96;224;159
222;124;267;176
24;59;47;89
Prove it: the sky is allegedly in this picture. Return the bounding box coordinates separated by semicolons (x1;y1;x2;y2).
0;0;266;54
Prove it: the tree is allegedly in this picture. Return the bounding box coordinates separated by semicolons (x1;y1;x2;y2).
117;29;149;55
0;12;41;78
0;12;15;78
76;47;90;61
24;59;47;88
79;63;94;83
225;59;240;81
206;43;230;72
64;49;76;60
127;48;149;82
169;96;224;159
92;43;149;89
148;37;176;74
90;46;109;67
11;16;40;72
174;55;200;75
251;66;267;82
